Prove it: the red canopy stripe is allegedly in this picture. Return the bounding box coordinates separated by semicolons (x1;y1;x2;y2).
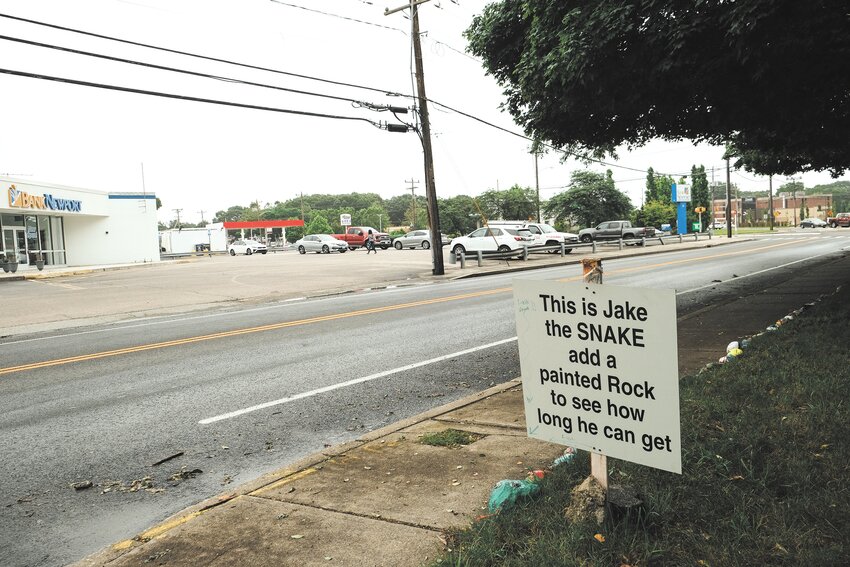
223;220;304;229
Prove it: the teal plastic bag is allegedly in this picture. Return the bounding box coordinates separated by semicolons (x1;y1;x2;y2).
487;479;540;513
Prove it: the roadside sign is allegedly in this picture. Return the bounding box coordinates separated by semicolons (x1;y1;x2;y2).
672;183;691;202
774;211;781;217
692;222;701;231
513;280;682;474
340;214;352;226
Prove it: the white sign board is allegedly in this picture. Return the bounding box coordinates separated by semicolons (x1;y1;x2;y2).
674;183;692;202
514;279;682;474
340;214;352;226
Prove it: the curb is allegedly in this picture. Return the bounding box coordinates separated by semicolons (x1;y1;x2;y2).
75;378;523;566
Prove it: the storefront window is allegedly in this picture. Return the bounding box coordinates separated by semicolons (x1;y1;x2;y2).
26;215;40;264
38;216;53;265
0;214;66;266
50;217;65;265
1;213;25;228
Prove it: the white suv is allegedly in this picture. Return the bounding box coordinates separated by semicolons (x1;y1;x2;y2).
449;227;526;255
489;221;578;252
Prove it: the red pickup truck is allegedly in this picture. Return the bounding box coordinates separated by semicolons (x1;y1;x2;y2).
827;212;850;228
331;226;391;250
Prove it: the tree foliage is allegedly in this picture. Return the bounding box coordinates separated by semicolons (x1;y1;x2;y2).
645;168;674;205
438;195;480;236
544;170;633;227
465;1;850;176
478;185;537;221
632;200;675;229
305;213;332;235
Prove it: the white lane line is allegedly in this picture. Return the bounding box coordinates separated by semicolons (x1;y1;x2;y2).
198;337;519;425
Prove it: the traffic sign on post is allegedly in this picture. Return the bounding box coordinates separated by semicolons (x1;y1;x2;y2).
513;279;682;474
340;214;352;226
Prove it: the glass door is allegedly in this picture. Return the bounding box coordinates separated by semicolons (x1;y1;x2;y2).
2;229;13;262
14;229;27;264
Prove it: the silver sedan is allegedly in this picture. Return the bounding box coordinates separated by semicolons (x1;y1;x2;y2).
392;230;448;250
295;234;349;254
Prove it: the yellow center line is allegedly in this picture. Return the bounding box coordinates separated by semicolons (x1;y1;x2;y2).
0;238;805;376
0;288;506;376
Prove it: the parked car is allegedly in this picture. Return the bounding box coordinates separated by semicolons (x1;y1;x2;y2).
578;221;655;242
449;226;527;255
489;221;578;251
228;239;268;255
392;229;449;250
504;227;535;244
800;217;828;228
711;219;735;229
295;234;349;254
330;226;391;250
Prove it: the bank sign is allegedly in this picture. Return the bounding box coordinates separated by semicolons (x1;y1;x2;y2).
8;184;82;213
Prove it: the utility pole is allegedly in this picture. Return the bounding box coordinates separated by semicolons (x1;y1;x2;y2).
300;192;305;222
725;159;732;238
387;0;445;275
534;146;541;222
768;175;774;231
406;178;419;229
173;208;183;229
198;210;206;224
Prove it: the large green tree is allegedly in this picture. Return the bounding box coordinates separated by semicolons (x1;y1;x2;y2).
687;165;711;228
478;185;537;221
305;213;332;235
465;1;850;176
438;195;479;236
544;170;633;227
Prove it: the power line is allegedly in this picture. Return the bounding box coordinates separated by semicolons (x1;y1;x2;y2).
0;33;401;110
0;12;410;99
269;0;406;34
0;67;382;126
0;12;686;179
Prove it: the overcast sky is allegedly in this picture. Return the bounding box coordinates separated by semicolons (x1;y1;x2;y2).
1;0;846;225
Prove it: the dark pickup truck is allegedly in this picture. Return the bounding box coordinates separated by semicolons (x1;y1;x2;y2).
577;221;656;243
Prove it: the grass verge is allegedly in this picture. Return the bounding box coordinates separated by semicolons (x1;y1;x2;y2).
436;285;850;566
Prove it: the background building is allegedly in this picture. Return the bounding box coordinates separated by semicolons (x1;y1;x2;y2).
1;177;159;268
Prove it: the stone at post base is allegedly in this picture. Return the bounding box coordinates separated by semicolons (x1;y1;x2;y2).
565;478;644;526
565;475;606;525
607;483;644;522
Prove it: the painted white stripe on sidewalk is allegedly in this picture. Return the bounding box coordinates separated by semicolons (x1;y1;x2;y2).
198;337;519;425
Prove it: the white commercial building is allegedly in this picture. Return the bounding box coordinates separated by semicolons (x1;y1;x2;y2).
159;224;229;254
1;177;159;269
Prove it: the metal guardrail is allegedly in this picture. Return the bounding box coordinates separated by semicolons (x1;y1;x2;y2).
448;231;712;268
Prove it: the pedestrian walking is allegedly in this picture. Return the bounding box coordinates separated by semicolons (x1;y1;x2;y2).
365;229;377;254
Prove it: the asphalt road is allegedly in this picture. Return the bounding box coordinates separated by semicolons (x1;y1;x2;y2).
1;232;848;567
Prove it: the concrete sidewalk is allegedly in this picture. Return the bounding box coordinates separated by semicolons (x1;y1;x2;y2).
72;247;850;567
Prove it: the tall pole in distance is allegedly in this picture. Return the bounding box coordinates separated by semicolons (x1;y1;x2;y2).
534;148;541;222
725;158;732;238
406;178;419;229
768;175;774;231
